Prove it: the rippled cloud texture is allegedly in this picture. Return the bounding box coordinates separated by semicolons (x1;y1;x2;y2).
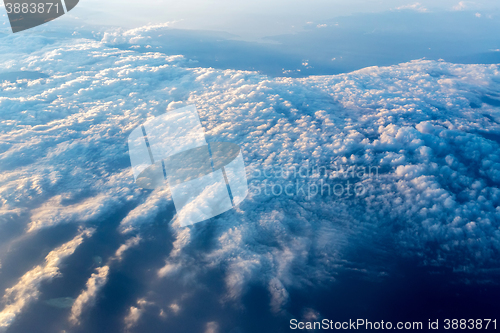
0;24;499;332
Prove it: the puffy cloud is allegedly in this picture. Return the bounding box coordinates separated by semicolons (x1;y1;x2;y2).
124;306;142;330
119;187;171;234
453;1;468;10
0;228;94;331
395;2;428;12
169;303;180;314
114;236;142;261
28;192;120;232
101;23;178;46
123;299;155;330
153;57;500;310
205;322;219;333
69;265;110;325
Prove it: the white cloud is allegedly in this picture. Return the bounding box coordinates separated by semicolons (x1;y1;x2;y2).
123;299;154;330
124;306;142;330
453;1;467;10
395;2;428;12
68;235;142;326
101;22;178;46
28;192;119;232
69;265;110;325
205;322;219;333
169;303;180;314
119;187;171;234
0;229;94;331
114;236;141;261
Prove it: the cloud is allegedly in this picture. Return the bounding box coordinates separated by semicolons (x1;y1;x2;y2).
205;322;219;333
124;306;142;330
123;299;154;330
453;1;468;10
101;22;179;46
395;2;428;12
0;228;94;331
28;192;120;232
119;187;172;234
0;24;500;324
69;265;110;325
114;236;142;261
152;57;500;311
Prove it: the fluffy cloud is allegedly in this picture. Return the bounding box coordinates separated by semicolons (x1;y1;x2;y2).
0;229;94;331
205;322;220;333
453;1;468;10
69;266;109;325
123;298;155;330
124;305;142;330
0;24;499;328
395;2;428;12
114;236;142;261
119;187;171;234
101;23;177;46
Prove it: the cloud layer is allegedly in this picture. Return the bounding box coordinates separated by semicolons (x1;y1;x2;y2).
0;24;499;332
